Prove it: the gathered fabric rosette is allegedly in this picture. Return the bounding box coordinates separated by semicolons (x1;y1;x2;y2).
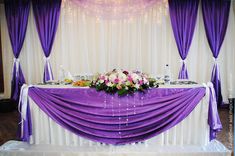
90;69;158;96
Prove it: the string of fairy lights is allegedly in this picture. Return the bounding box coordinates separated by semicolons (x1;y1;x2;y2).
61;0;169;23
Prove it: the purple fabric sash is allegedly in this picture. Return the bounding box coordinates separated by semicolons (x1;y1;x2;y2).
22;87;208;145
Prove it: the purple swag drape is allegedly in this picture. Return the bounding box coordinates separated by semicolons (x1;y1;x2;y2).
4;0;30;102
20;86;221;144
27;87;206;145
32;0;62;82
202;0;231;107
169;0;199;79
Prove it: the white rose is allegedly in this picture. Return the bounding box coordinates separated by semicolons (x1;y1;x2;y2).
107;82;113;87
104;76;108;81
118;73;127;82
125;81;131;86
116;69;122;73
99;79;104;83
131;73;139;83
143;77;148;84
109;74;117;82
135;84;140;89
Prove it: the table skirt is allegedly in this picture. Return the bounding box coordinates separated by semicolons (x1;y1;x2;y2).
28;94;210;147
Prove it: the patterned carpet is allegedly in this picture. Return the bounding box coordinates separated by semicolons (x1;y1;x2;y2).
217;108;234;151
0;108;233;153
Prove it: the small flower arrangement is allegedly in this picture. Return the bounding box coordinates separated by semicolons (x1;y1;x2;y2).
90;69;158;96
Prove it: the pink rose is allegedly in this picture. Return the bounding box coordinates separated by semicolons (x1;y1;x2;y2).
114;78;119;84
127;75;133;82
139;80;143;85
99;75;105;80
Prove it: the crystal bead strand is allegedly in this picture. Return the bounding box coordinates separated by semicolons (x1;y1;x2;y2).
118;98;122;136
104;93;107;108
126;94;129;126
111;95;114;117
133;93;136;115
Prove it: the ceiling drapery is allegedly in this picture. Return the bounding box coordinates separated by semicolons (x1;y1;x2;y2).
63;0;168;20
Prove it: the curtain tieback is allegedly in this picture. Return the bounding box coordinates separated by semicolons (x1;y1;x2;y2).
14;57;20;63
44;56;50;62
43;56;53;81
213;57;218;64
13;57;20;76
180;59;187;64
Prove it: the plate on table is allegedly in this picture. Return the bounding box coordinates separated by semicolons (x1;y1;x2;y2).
170;80;197;85
38;80;60;85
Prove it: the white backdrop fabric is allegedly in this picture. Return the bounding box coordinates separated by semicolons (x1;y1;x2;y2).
0;1;235;100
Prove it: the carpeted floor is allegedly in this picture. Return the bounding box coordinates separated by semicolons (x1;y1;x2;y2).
0;111;19;145
217;108;234;151
0;108;234;152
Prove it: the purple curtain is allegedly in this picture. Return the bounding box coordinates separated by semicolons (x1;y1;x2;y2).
169;0;199;79
202;0;231;107
4;0;30;102
32;0;61;82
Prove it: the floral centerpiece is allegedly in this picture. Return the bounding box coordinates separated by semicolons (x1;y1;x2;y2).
90;69;158;96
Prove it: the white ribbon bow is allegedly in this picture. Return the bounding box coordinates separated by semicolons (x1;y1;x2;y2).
18;84;32;138
13;58;20;77
213;57;218;64
179;59;187;64
44;56;53;81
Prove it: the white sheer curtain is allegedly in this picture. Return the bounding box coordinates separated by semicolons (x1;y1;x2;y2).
0;1;235;101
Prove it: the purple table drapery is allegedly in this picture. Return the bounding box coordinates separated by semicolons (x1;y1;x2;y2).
32;0;62;82
208;83;222;140
20;86;221;145
4;0;30;102
169;0;199;79
202;0;231;107
19;100;32;142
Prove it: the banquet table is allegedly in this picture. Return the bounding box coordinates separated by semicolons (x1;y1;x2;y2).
18;83;222;147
